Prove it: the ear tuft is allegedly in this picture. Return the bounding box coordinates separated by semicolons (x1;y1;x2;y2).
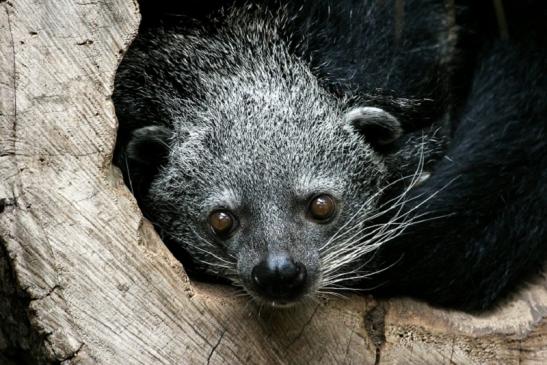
126;125;172;166
345;107;403;148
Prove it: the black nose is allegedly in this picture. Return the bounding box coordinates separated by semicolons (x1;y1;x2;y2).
252;254;307;300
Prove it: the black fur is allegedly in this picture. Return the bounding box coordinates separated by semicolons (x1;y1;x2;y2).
374;41;547;310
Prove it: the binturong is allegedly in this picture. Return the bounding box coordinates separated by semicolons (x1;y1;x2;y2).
114;1;547;310
114;5;432;306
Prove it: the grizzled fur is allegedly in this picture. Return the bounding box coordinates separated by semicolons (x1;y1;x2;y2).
114;0;547;310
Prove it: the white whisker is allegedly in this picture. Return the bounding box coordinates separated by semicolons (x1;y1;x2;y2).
317;138;458;297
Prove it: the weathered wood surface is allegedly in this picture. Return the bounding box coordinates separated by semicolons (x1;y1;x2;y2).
0;0;545;364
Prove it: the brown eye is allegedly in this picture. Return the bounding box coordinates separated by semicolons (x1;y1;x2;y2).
308;194;336;222
208;210;237;237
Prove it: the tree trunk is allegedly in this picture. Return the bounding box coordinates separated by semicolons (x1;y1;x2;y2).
0;0;546;364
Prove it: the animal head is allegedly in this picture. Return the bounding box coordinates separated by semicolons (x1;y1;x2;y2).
127;99;405;305
118;6;428;306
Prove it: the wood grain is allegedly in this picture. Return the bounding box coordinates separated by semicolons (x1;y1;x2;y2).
0;0;545;364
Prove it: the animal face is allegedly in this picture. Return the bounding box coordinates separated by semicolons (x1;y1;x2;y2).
119;7;408;305
131;99;403;306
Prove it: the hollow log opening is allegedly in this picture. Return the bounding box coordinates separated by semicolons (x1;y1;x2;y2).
0;0;546;364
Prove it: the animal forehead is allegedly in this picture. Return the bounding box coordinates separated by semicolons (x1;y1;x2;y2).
214;113;341;154
210;129;338;179
195;117;373;186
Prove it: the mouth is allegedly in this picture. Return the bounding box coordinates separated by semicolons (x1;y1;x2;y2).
248;292;308;308
268;300;300;308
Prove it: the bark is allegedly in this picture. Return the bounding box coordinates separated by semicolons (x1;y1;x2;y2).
0;0;545;364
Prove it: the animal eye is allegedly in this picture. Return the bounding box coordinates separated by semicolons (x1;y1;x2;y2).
208;210;237;237
308;194;336;222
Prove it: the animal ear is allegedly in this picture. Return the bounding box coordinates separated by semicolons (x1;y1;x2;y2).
122;125;172;198
344;107;403;149
126;125;172;167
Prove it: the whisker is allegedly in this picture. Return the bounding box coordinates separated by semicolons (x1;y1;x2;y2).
319;146;456;286
319;167;427;253
322;256;401;286
320;145;428;254
189;229;237;266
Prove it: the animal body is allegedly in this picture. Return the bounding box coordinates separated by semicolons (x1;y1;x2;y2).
113;0;547;310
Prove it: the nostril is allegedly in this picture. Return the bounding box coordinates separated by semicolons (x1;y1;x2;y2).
251;259;277;288
251;264;266;287
290;262;307;288
251;255;308;299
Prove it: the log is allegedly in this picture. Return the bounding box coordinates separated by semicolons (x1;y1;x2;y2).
0;0;546;364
